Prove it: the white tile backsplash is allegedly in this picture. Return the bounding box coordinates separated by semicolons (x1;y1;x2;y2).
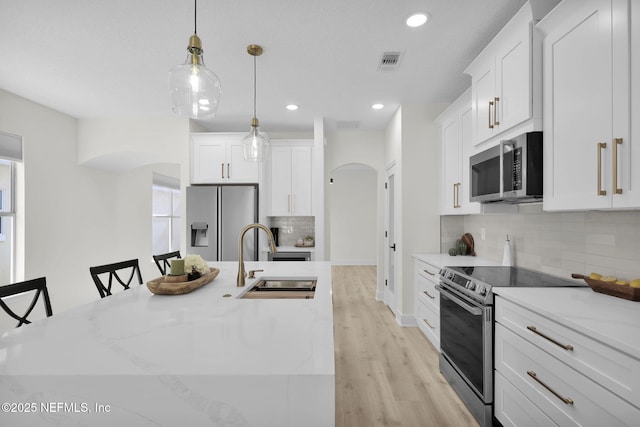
441;204;640;281
268;216;315;246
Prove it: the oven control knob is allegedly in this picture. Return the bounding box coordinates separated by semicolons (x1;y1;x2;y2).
466;281;476;291
478;287;487;296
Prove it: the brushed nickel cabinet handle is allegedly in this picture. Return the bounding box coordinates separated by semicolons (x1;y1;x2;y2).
527;371;574;405
423;290;435;300
597;142;607;196
527;326;574;351
614;138;622;194
423;269;435;276
221;163;225;179
489;101;494;129
494;97;500;126
423;319;436;330
227;163;230;179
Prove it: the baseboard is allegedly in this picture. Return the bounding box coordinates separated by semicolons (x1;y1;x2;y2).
396;312;418;327
330;259;376;266
375;291;384;301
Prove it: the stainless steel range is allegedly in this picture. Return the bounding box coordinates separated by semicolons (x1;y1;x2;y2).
436;266;586;427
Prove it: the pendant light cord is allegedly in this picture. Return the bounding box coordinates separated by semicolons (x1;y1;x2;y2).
253;54;257;119
194;0;198;34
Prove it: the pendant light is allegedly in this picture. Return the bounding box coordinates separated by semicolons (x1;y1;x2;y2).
169;0;221;119
242;44;269;162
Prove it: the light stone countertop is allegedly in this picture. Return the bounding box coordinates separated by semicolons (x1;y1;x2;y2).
0;261;334;426
413;253;500;268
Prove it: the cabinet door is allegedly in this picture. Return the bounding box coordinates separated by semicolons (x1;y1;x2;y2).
270;146;292;216
460;108;481;214
616;0;639;208
191;135;226;184
542;0;613;210
290;146;312;215
441;116;461;214
496;22;531;131
227;142;260;183
472;62;496;144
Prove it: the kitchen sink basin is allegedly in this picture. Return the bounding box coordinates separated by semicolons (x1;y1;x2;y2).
238;277;317;299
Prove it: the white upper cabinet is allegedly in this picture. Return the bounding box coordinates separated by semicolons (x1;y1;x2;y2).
465;4;540;146
438;89;481;215
269;142;312;216
190;133;261;184
539;0;639;210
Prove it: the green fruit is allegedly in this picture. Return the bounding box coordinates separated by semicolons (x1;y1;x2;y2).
448;248;458;256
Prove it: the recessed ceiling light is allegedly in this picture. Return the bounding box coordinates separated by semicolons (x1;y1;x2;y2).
286;104;299;111
406;12;429;28
371;103;384;110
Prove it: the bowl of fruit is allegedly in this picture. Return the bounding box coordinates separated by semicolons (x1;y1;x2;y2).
571;272;640;301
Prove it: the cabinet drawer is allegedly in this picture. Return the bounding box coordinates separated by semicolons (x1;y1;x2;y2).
415;300;439;351
415;271;439;310
496;324;640;426
495;371;557;427
496;297;640;408
414;260;440;285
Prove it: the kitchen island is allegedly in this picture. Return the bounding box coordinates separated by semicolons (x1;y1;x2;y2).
0;261;334;426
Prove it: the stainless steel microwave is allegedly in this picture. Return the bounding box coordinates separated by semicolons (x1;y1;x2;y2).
470;131;543;203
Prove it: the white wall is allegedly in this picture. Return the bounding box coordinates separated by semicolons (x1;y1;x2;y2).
325;129;385;275
328;166;377;265
383;103;447;325
0;89;188;330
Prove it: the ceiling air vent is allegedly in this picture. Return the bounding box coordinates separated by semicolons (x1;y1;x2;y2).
377;51;403;72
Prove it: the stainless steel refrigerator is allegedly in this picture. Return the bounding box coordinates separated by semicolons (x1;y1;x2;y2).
186;185;258;261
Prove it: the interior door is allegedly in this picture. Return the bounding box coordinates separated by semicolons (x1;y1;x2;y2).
384;166;396;312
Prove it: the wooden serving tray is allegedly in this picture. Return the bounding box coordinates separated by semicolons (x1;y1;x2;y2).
572;274;640;301
147;268;220;295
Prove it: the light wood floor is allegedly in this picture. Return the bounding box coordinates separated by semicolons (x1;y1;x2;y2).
333;265;480;427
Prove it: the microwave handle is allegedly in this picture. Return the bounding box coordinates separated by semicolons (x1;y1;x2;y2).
499;140;515;197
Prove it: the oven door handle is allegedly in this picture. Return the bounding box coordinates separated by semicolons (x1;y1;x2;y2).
435;285;483;316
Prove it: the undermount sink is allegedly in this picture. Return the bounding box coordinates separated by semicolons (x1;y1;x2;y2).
238;277;317;299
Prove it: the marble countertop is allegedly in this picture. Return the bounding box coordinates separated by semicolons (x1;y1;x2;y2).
0;261;334;426
413;253;500;268
494;287;640;360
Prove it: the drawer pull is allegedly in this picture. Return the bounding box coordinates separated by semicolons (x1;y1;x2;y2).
423;269;435;276
527;326;574;351
527;371;574;405
423;290;435;300
422;319;435;330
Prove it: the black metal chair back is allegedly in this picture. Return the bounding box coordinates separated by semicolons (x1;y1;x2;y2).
152;251;182;275
89;259;143;298
0;277;53;327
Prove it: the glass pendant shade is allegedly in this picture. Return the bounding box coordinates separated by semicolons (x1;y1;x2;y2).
169;34;221;119
242;117;269;162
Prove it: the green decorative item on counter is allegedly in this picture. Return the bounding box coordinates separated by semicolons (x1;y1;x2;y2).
457;240;468;256
448;248;458;256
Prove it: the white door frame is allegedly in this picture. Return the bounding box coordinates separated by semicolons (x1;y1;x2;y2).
383;163;397;312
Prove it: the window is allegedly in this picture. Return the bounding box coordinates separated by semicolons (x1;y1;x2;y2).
0;131;21;284
152;174;180;255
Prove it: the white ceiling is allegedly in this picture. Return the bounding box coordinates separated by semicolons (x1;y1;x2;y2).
0;0;528;133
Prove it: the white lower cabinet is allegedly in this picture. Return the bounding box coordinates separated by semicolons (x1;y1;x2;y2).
414;259;441;350
495;296;640;426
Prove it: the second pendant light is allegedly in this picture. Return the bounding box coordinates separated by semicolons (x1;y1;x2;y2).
242;44;269;162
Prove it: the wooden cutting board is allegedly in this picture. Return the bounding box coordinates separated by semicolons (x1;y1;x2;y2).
462;233;476;256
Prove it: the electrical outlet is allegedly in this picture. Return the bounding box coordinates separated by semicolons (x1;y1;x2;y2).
481;228;486;240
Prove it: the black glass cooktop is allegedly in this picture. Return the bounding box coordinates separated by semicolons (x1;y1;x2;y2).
447;266;587;288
